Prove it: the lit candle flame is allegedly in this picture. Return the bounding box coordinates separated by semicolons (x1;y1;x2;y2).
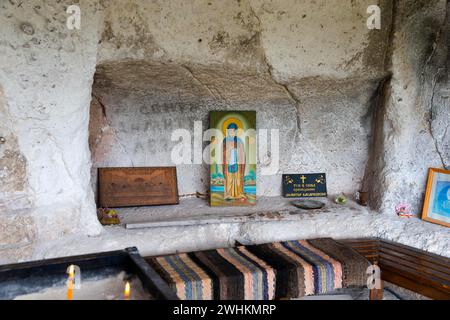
124;281;131;300
68;265;75;277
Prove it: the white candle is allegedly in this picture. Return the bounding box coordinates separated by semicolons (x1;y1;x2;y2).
67;265;75;300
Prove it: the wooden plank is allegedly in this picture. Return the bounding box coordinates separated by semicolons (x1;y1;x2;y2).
348;247;377;250
379;257;449;287
379;252;450;283
381;241;450;266
347;247;377;252
381;267;450;300
339;238;379;244
381;240;450;266
380;247;450;277
341;238;450;299
98;167;179;208
378;258;450;292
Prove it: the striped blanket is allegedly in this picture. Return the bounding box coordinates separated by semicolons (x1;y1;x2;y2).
147;247;275;300
146;238;369;300
244;238;369;298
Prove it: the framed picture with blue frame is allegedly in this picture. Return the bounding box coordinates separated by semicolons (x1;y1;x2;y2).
422;168;450;227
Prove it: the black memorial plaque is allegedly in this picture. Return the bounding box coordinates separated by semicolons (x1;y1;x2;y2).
282;173;327;198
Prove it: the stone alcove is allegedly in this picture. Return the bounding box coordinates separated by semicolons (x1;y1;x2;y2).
88;60;379;219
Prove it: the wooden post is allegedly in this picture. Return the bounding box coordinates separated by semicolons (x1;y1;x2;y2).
369;261;384;301
369;280;384;300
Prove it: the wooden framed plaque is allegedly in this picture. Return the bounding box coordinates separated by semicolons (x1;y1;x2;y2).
98;167;179;208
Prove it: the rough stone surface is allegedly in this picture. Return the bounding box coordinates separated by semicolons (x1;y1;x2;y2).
363;0;450;216
0;0;448;264
0;214;36;250
429;2;450;170
90;0;393;200
97;0;391;79
29;199;449;268
0;86;30;211
91;62;380;197
0;0;103;254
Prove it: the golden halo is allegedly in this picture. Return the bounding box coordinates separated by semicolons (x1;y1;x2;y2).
222;117;244;137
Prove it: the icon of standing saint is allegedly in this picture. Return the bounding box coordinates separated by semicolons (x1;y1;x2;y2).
210;111;256;207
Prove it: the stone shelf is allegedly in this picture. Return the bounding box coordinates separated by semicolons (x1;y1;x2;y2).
119;196;358;229
26;196;448;267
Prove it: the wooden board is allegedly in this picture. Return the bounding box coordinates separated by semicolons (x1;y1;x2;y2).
340;238;450;300
98;167;179;208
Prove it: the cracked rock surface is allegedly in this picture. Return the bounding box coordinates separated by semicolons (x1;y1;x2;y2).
0;0;449;263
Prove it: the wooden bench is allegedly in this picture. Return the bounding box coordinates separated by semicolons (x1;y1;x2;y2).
340;238;450;300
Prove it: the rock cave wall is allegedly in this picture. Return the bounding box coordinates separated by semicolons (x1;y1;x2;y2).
90;63;383;198
89;0;392;199
0;0;103;263
363;0;450;216
0;0;448;263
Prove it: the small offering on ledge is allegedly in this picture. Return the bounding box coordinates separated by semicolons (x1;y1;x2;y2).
291;200;325;210
98;207;121;225
396;203;413;218
335;195;347;205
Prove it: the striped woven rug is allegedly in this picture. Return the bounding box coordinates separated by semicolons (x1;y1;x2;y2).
244;238;369;298
146;238;369;300
147;246;276;300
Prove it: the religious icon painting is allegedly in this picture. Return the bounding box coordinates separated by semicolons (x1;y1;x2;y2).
422;168;450;227
209;111;256;207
